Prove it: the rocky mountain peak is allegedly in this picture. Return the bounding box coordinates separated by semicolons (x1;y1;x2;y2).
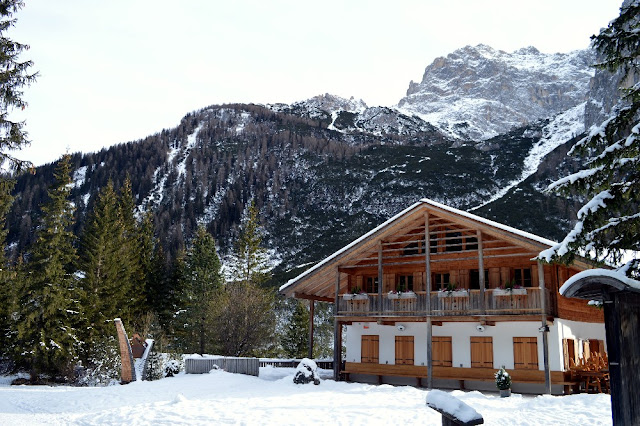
398;44;596;140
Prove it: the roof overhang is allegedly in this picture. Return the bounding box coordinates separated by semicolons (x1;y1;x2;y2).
560;268;640;301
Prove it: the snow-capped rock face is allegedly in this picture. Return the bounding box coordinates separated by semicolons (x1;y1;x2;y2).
397;44;596;140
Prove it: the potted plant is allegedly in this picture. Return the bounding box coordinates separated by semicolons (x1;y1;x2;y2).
494;280;527;296
495;366;512;397
387;290;399;299
343;286;360;300
399;289;416;299
437;282;468;297
352;287;368;300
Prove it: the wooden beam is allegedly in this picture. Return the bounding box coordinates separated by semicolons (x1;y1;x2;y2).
425;212;433;389
293;292;334;302
478;230;486;313
538;261;551;394
308;300;315;359
333;268;341;381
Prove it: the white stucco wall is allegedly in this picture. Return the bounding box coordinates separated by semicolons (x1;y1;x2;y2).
553;318;607;366
344;320;604;372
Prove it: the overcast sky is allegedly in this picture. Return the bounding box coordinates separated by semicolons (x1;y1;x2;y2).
10;0;622;167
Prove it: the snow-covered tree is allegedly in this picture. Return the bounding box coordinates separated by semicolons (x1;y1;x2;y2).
0;0;37;173
15;154;81;381
281;300;309;358
540;0;640;276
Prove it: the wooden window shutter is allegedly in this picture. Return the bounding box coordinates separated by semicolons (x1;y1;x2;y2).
432;336;452;367
563;338;576;369
514;337;538;370
361;335;379;364
582;340;591;361
395;336;414;365
589;339;605;356
470;336;493;368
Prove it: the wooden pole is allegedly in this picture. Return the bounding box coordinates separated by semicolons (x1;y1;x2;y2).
378;241;383;314
425;212;433;389
477;230;485;314
333;268;341;380
538;261;551;394
308;300;315;359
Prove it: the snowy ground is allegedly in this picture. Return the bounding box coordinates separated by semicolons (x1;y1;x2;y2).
0;367;612;425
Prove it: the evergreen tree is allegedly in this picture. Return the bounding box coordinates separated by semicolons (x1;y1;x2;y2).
281;300;309;358
0;1;37;173
540;1;640;276
117;177;146;323
212;201;275;356
14;154;80;381
174;225;223;354
230;201;270;285
77;181;124;343
0;178;15;357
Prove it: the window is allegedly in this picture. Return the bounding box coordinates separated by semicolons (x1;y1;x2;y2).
432;336;452;367
364;276;378;293
588;339;606;358
395;336;414;365
469;269;489;290
465;236;478;251
361;335;379;363
403;241;422;256
513;337;538;370
514;268;532;287
445;231;463;252
470;336;493;368
397;275;414;292
432;273;450;291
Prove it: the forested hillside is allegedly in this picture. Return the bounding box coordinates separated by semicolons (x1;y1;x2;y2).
7;101;581;285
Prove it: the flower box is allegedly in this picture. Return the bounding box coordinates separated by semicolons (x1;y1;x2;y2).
387;293;399;300
437;290;468;298
342;294;354;300
399;291;417;299
353;293;369;300
493;288;527;297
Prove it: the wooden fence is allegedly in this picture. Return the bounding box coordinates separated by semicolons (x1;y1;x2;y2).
259;359;334;370
185;356;260;376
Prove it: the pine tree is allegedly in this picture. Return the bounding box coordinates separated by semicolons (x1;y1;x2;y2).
77;181;124;343
541;0;640;276
174;225;223;354
281;300;309;358
14;154;80;381
0;178;15;357
0;1;37;173
231;201;270;285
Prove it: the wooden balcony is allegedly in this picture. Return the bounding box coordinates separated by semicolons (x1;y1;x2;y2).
337;288;550;318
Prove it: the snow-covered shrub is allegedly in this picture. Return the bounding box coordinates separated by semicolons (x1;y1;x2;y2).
164;359;181;377
494;366;511;390
293;358;320;385
80;336;121;386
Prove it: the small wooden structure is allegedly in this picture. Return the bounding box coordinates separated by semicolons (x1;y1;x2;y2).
130;333;147;358
560;271;640;425
185;356;260;376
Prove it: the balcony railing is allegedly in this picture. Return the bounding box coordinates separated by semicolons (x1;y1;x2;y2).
337;288;550;317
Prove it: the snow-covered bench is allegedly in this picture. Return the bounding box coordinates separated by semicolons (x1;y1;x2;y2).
426;389;484;426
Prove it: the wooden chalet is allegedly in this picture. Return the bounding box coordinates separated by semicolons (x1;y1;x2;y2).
280;199;606;394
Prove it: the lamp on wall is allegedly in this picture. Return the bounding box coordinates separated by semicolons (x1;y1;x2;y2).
476;325;485;332
397;324;405;331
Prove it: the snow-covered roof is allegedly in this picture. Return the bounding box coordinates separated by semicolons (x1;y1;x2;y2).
560;268;640;299
280;198;557;294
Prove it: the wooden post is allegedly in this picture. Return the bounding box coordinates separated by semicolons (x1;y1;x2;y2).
537;261;551;394
378;241;383;314
308;299;315;359
333;268;341;381
114;318;136;384
477;230;485;313
425;212;433;389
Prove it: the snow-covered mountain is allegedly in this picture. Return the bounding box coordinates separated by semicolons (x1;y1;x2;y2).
8;43;622;285
397;44;595;140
